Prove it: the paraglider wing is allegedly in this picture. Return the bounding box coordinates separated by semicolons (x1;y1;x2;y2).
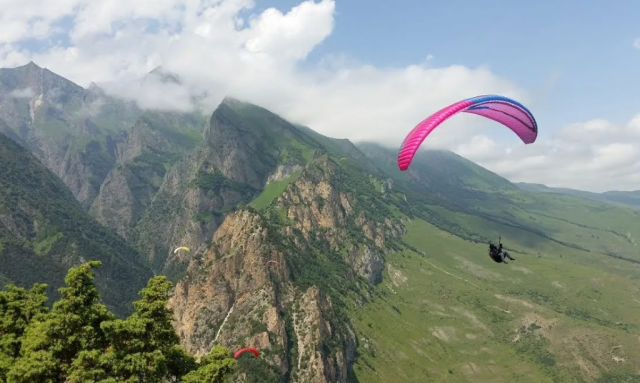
340;157;348;161
398;95;537;171
267;260;278;264
173;246;191;254
234;347;259;359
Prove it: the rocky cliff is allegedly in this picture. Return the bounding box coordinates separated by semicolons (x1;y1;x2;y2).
133;100;289;274
89;112;206;238
168;153;406;382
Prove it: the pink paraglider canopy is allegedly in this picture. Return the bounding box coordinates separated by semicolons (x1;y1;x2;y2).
398;95;538;171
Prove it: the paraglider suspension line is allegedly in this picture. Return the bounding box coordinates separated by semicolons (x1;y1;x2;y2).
471;105;536;132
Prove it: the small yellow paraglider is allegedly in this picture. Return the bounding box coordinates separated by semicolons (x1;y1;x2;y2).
340;157;348;162
173;246;191;254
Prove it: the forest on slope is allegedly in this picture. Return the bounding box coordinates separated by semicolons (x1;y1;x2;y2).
0;130;151;317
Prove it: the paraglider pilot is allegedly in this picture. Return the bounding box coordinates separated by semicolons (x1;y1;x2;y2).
488;237;515;264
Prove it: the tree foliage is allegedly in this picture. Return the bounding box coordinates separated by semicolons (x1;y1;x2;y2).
0;262;236;383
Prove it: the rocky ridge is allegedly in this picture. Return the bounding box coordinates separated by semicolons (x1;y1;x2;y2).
168;154;406;382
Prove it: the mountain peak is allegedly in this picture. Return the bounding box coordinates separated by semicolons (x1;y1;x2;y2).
220;96;246;108
0;61;84;95
24;61;42;70
86;82;107;97
146;66;181;85
2;61;44;77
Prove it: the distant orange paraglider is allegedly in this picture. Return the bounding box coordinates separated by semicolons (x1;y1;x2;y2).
234;347;259;359
266;260;278;264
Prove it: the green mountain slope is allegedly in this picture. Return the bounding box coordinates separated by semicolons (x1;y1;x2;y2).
346;143;640;382
353;217;640;383
358;143;640;263
517;182;640;210
0;131;152;317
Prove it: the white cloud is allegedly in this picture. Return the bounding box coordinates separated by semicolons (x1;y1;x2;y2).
0;0;525;147
0;0;79;43
8;87;35;98
454;115;640;192
0;0;636;192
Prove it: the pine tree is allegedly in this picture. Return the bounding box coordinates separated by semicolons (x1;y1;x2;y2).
181;346;237;383
1;262;238;382
99;276;197;382
0;284;48;382
7;261;114;382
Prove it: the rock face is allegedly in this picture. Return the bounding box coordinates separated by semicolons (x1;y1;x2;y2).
0;62;140;208
169;208;357;383
89;115;196;238
0;63;213;273
133;102;286;274
168;155;406;382
276;155;406;285
268;164;304;184
204;102;279;189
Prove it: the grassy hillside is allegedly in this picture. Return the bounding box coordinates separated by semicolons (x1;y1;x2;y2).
358;143;640;263
517;182;640;210
0;132;152;317
352;217;640;382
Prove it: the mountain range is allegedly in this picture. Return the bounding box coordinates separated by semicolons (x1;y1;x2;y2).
1;61;640;382
516;182;640;210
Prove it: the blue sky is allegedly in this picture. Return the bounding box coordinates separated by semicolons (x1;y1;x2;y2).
258;0;640;136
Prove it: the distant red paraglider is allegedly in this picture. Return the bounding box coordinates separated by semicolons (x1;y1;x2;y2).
266;260;278;264
234;347;259;359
